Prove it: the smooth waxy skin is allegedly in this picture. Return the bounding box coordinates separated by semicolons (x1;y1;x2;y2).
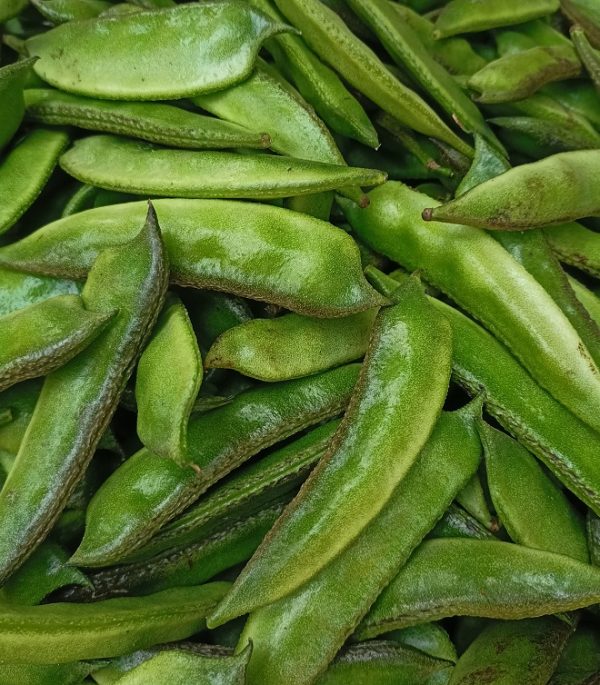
0;583;228;664
545;222;600;278
481;422;589;562
572;27;600;91
25;89;271;149
368;267;600;514
0;199;383;317
359;539;600;636
210;281;452;625
426;152;600;229
0;58;36;151
0;128;69;235
26;3;289;100
434;0;559;38
448;618;572;685
0;267;78;318
344;183;600;437
135;296;201;465
72;364;359;566
238;405;482;685
205;309;377;382
0;209;167;582
273;0;473;156
0;295;112;392
60;135;387;199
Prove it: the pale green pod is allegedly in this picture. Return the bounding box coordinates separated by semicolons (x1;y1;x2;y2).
0;58;36;151
205;309;377;382
0;662;95;685
30;0;111;23
135;296;202;465
25;89;272;149
0;128;69;235
569;275;600;324
26;3;290;100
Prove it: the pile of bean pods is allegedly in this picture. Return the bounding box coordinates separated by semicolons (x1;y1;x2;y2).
2;0;600;682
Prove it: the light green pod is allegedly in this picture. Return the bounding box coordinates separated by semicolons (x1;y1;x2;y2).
0;295;112;392
26;3;289;100
387;624;457;663
481;422;589;562
545;222;600;278
0;265;78;318
0;128;69;235
205;309;377;382
433;0;559;38
0;199;383;317
572;26;600;91
455;473;496;531
31;0;111;23
25;89;271;149
273;0;473;156
0;58;36;151
448;618;572;685
0;662;95;685
569;274;600;323
0;0;28;22
135;296;202;465
209;280;452;626
59;135;387;199
0;583;228;664
468;45;581;103
489;115;600;153
359;539;600;637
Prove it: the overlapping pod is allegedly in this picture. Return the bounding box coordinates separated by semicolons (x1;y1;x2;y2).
30;0;112;23
0;58;35;151
209;279;452;625
26;3;290;100
572;26;600;91
545;222;600;278
0;266;78;317
0;206;167;583
0;199;383;317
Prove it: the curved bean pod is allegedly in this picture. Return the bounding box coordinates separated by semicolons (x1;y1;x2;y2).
489;115;600;153
0;583;228;664
24;89;271;149
359;539;600;637
562;0;600;47
135;296;201;465
544;222;600;278
26;3;290;100
210;279;452;625
455;473;496;531
71;364;359;567
0;128;69;235
572;26;600;91
569;275;600;323
543;79;600;129
343;182;600;437
0;58;36;151
0;295;112;393
205;310;377;382
429;503;494;540
0;267;78;318
59;135;387;199
31;0;111;23
237;403;482;685
0;199;383;317
0;206;167;583
387;623;457;663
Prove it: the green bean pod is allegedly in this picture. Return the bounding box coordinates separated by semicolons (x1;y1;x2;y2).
343;183;600;437
572;26;600;91
0;58;36;151
59;135;387;199
387;623;457;663
0;128;69;235
0;267;78;318
236;403;481;685
359;539;600;637
71;364;359;567
481;422;589;561
26;3;290;100
24;89;272;149
562;0;600;47
455;473;496;531
273;0;473;156
425;152;600;229
543;79;600;128
545;222;600;278
205;310;377;382
367;267;600;514
0;295;112;392
549;625;600;685
31;0;111;23
210;279;452;625
135;296;201;465
0;207;167;583
433;0;559;38
429;503;494;540
448;618;572;685
0;199;383;317
489;115;600;153
0;583;228;664
569;274;600;323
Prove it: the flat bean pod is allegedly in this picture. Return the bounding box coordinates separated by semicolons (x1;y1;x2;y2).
24;89;271;149
0;128;69;235
545;222;600;278
26;3;289;100
359;539;600;636
343;183;600;437
31;0;111;23
0;295;112;393
205;309;377;382
455;473;496;531
489;115;600;153
59;135;387;199
387;623;457;663
0;583;228;664
71;364;359;566
569;275;600;323
237;404;481;685
210;279;452;625
572;26;600;91
0;58;36;151
0;199;383;317
0;207;167;583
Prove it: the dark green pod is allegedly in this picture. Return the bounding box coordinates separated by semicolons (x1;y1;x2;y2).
0;58;36;151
